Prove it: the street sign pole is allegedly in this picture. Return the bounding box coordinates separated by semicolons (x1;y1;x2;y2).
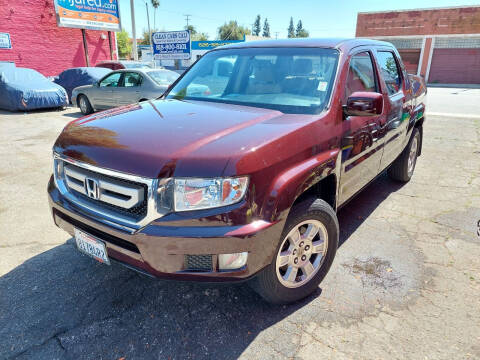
81;29;90;66
145;1;153;64
130;0;138;60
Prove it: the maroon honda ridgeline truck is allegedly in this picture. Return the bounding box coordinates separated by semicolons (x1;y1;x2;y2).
48;39;426;304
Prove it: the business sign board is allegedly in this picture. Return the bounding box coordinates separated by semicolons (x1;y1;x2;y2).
191;40;244;50
0;33;12;49
53;0;121;31
152;31;191;60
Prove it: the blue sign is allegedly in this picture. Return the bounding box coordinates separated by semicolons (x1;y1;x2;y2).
191;40;244;50
0;33;11;49
152;30;191;60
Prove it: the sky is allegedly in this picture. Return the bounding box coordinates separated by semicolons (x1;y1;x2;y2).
118;0;480;40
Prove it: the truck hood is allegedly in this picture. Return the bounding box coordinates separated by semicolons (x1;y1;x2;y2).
54;99;316;178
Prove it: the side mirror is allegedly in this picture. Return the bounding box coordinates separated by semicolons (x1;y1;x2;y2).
344;92;383;116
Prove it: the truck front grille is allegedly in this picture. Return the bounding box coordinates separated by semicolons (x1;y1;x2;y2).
53;154;159;230
63;163;148;220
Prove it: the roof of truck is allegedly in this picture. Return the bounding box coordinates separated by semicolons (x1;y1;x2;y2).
218;38;393;51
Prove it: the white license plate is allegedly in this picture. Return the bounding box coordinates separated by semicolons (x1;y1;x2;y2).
74;228;110;265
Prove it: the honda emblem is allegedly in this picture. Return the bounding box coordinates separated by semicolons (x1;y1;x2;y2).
85;178;100;200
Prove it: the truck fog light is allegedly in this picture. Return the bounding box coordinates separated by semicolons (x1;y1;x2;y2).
218;252;248;270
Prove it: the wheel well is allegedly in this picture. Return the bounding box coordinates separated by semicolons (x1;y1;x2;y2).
139;98;148;102
292;174;337;210
414;117;424;156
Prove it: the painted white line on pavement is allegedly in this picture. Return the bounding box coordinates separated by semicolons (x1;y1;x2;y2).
426;112;480;120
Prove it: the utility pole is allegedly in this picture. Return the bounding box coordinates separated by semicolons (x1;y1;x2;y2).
184;14;191;28
145;1;153;62
130;0;138;60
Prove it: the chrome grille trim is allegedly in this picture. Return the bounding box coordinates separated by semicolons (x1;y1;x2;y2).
64;164;145;209
53;153;162;233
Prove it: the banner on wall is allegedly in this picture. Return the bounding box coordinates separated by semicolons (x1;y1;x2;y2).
53;0;121;31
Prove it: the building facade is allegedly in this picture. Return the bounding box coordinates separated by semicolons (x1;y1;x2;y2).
0;0;117;76
356;6;480;84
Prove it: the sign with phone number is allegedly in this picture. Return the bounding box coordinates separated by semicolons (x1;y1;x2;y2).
152;30;191;60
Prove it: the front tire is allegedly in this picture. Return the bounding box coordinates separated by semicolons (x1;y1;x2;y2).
250;198;339;304
78;94;93;115
388;128;420;182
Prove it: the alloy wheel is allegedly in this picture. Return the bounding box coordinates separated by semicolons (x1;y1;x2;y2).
79;96;87;113
408;134;419;177
275;219;328;288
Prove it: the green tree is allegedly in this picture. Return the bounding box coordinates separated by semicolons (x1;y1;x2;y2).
263;18;270;38
117;30;132;59
185;25;208;41
296;20;309;38
151;0;160;30
218;21;251;40
288;17;295;38
193;32;208;41
253;15;261;36
139;28;158;45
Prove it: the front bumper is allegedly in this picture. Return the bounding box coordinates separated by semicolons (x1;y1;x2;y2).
48;176;284;282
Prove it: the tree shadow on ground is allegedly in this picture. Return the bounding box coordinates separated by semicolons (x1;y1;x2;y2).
0;174;405;359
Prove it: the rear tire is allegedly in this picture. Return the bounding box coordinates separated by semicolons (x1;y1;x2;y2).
78;94;93;115
388;128;420;182
250;198;339;304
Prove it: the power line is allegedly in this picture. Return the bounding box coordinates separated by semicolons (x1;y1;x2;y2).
184;14;191;28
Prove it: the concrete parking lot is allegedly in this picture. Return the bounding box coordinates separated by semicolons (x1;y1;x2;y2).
0;88;479;359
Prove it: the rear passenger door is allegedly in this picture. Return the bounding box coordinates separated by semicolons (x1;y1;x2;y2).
374;49;411;171
115;72;143;105
339;50;386;204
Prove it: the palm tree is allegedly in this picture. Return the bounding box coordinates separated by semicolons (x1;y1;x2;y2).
151;0;160;30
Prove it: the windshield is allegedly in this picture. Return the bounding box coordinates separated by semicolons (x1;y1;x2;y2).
148;70;179;85
166;47;339;114
123;62;151;69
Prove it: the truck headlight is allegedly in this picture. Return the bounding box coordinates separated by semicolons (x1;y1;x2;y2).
173;177;248;211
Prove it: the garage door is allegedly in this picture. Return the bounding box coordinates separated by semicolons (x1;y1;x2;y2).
428;37;480;84
429;48;480;84
398;49;421;74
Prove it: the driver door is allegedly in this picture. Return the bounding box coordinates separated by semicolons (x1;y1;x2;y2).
339;50;386;204
93;72;123;109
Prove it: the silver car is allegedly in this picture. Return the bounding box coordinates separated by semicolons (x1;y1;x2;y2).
72;69;179;115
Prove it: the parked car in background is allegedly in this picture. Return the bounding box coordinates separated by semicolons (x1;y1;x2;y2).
49;38;426;304
72;68;180;114
0;65;67;111
95;60;153;70
54;67;111;102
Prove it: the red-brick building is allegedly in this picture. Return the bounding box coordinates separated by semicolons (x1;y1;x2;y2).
356;6;480;84
0;0;117;77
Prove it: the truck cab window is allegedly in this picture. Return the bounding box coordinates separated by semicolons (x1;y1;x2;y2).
376;51;402;95
345;52;377;101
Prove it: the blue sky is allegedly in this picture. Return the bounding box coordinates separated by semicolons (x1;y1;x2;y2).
118;0;479;39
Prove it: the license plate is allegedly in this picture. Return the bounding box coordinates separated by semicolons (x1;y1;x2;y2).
74;228;110;265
